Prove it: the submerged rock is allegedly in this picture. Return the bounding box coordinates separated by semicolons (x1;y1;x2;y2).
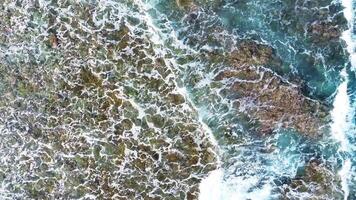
283;159;343;199
48;33;59;48
177;0;349;99
214;40;329;137
80;67;103;87
308;20;342;42
229;41;281;67
174;2;333;137
176;0;194;8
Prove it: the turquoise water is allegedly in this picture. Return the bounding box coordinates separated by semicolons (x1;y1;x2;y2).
0;0;355;199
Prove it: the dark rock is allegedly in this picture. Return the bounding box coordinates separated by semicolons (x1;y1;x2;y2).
214;41;329;137
283;159;343;199
308;20;341;42
106;91;123;107
80;67;102;87
168;93;186;105
230;41;275;66
176;0;195;9
48;33;59;48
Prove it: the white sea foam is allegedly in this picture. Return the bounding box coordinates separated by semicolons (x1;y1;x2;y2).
339;159;352;200
342;28;356;68
330;74;352;199
199;168;272;200
199;169;223;200
334;0;355;199
330;74;350;151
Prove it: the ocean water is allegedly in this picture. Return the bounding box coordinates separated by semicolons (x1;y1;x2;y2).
0;0;355;199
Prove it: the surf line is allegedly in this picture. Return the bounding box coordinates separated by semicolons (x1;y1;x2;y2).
333;0;355;199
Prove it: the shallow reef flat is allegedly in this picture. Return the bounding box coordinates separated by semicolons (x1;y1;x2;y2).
0;1;217;199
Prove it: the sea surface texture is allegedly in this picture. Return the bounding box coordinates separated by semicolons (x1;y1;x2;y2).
0;0;355;199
